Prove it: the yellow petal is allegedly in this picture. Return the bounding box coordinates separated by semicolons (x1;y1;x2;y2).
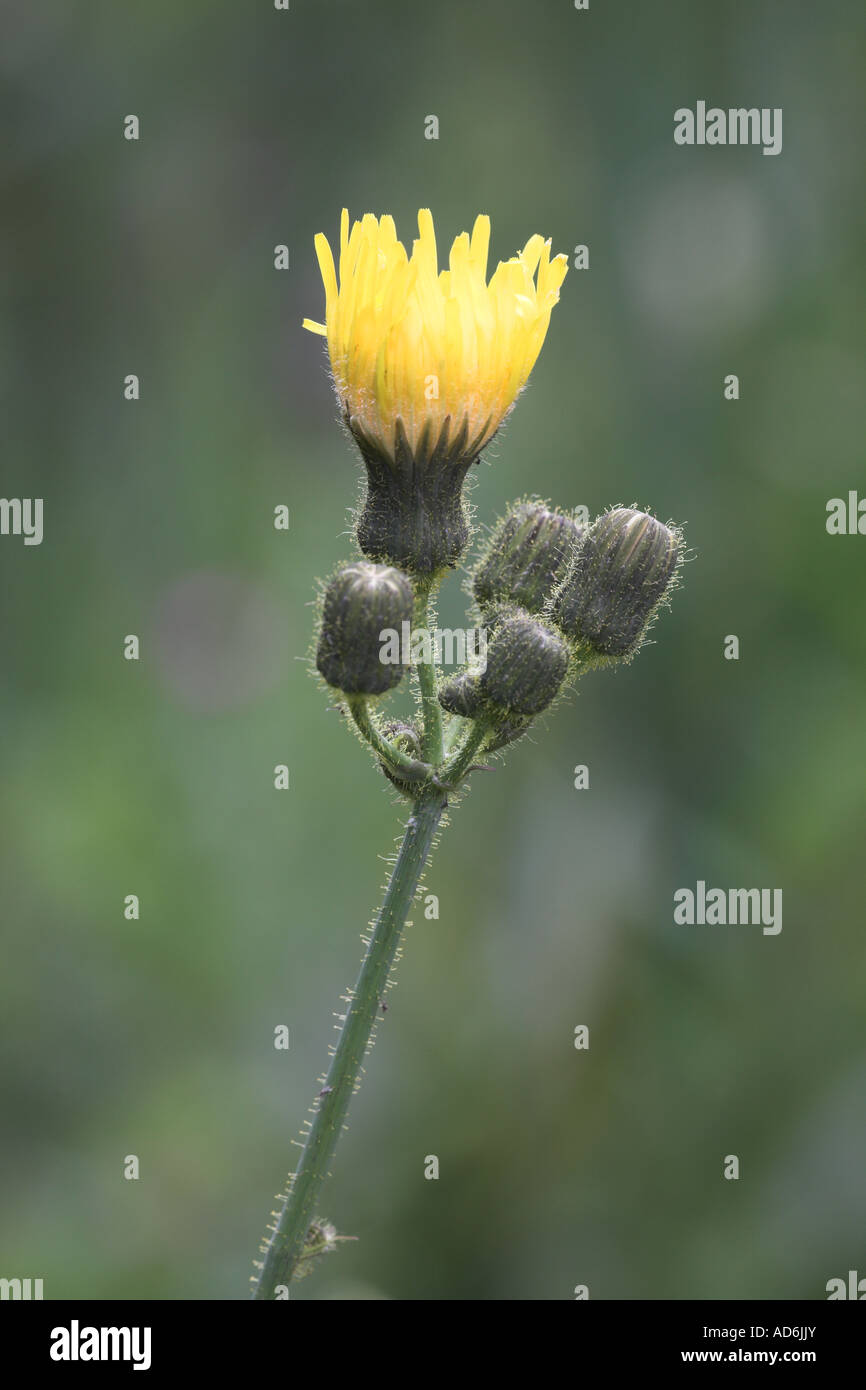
302;208;567;458
313;233;337;308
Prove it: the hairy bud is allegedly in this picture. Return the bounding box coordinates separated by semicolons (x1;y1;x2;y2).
438;669;484;719
484;715;532;753
317;561;413;695
553;508;680;658
480;612;569;717
473;500;583;615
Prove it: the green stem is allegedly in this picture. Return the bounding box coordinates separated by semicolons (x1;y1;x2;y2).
438;716;491;787
413;579;443;764
347;697;430;783
441;712;465;759
251;787;448;1298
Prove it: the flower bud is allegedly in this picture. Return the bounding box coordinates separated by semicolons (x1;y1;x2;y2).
484;715;531;753
438;669;484;719
317;561;413;695
479;612;569;717
473;501;583;615
553;508;679;658
379;720;425;796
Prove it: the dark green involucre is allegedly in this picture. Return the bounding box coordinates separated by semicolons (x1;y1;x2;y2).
479;611;570;718
317;561;413;695
552;508;679;658
351;413;484;577
473;500;583;616
438;668;485;719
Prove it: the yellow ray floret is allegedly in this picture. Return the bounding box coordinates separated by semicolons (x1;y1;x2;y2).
303;209;568;464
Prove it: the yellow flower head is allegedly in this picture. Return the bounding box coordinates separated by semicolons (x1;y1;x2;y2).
303;209;568;466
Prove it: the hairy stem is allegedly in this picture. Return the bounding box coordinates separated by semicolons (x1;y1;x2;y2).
347;696;430;782
413;578;443;764
441;713;465;759
251;787;448;1298
438;716;491;786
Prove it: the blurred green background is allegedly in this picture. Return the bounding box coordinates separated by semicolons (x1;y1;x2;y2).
2;0;865;1300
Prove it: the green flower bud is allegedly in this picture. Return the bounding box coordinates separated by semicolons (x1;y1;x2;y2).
381;719;422;757
484;715;531;753
316;561;413;695
552;508;680;658
438;669;484;718
379;720;425;797
473;501;583;615
479;612;569;717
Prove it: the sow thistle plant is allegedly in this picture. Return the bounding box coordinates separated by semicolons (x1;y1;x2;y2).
251;209;683;1297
